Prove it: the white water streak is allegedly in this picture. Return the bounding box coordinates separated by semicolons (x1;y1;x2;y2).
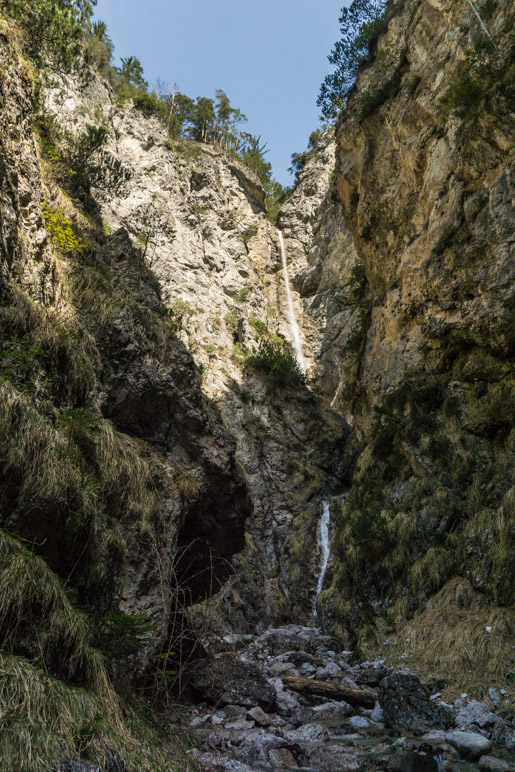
313;501;331;618
277;230;306;371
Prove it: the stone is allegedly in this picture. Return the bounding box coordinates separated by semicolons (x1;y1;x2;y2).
58;763;103;772
387;752;438;772
491;720;515;751
268;748;298;768
456;700;498;730
308;744;368;771
488;689;501;710
224;719;255;731
247;706;270;727
380;670;454;732
221;634;256;651
311;701;353;720
371;702;385;723
355;660;391;686
284;723;329;744
349;715;372;729
478;756;511;771
191;655;275;711
445;730;492;761
316;661;342;679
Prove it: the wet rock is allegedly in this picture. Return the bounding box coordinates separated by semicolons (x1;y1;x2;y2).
380;670;454;732
192;655;275;711
478;756;511;771
445;730;492;761
284;722;329;744
387;752;438;772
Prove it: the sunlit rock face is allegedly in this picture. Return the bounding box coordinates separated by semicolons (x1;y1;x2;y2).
279;0;515;659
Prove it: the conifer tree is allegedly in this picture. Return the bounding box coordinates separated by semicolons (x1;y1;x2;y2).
318;0;388;120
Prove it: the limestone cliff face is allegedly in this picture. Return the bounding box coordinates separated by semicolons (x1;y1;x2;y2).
0;27;250;683
1;47;348;638
281;0;515;668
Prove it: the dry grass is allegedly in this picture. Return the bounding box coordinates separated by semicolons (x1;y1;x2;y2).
0;651;190;772
0;381;161;532
386;577;515;699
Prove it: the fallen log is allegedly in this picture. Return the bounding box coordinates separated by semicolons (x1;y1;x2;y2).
283;676;377;708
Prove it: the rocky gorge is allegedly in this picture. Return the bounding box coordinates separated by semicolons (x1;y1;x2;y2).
0;0;514;770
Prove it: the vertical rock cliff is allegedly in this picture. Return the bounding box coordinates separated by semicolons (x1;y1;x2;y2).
281;0;514;682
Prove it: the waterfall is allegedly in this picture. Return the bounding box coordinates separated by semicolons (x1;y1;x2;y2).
277;230;306;371
312;501;331;618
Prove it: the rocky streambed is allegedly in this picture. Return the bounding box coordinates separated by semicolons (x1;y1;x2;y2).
183;626;515;772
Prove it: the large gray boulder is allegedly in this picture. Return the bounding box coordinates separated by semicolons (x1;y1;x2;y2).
191;654;275;711
379;670;454;732
445;730;493;761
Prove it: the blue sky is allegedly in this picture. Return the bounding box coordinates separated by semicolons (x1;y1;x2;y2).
93;0;348;184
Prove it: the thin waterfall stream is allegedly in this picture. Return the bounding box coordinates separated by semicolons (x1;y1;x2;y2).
277;230;306;371
312;501;331;619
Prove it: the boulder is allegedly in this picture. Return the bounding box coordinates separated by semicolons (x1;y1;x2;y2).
456;700;499;730
478;756;511;771
387;752;438;772
308;744;369;771
284;723;329;744
349;715;373;729
247;706;271;727
311;701;353;721
191;655;275;711
379;670;454;732
445;730;493;761
268;748;298;768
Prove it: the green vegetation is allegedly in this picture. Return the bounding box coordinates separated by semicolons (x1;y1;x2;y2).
234;286;251;303
224;308;239;330
244;337;307;386
440;37;515;117
327;354;515;656
318;0;389;120
289;129;323;181
350;261;366;296
42;204;85;253
249;316;268;336
241;224;258;245
2;0;96;69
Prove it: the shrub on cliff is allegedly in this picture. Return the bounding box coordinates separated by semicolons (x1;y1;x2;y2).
244;337;306;386
1;0;95;69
